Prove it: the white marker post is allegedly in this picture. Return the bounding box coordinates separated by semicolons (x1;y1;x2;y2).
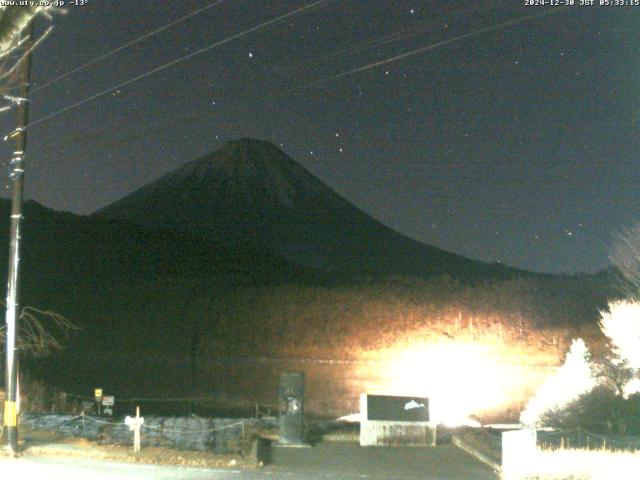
125;406;144;453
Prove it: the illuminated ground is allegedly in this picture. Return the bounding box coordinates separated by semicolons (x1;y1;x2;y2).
268;441;498;479
0;442;498;480
0;457;222;480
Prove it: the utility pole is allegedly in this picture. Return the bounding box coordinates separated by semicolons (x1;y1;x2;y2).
3;22;33;455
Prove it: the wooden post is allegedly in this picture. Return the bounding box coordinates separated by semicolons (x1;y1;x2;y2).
3;21;34;454
134;406;141;453
241;421;245;455
125;406;144;453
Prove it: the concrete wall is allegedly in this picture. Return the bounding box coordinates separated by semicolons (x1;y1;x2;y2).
359;421;436;446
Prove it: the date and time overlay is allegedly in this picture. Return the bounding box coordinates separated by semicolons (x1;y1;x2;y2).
0;1;87;7
526;0;640;6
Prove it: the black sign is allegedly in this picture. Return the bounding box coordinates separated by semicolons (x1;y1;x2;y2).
366;394;429;422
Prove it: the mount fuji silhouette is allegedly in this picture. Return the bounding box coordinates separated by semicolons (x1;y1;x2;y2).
95;138;515;279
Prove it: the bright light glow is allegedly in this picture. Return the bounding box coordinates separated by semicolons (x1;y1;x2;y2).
336;412;361;422
360;341;514;426
623;378;640;399
502;428;537;479
520;339;596;426
599;299;640;368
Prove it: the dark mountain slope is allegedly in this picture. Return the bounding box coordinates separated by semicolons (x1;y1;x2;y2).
0;198;309;339
94;138;519;280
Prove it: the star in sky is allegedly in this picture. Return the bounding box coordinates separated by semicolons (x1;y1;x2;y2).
7;0;635;274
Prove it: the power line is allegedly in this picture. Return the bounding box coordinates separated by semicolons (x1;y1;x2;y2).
31;0;227;95
26;0;331;130
298;6;570;90
29;4;578;168
312;2;491;65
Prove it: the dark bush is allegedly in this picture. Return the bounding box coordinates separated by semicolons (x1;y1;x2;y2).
542;386;640;434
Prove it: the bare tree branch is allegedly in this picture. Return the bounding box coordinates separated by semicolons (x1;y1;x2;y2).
0;303;78;357
0;25;52;82
0;6;60;56
0;6;62;111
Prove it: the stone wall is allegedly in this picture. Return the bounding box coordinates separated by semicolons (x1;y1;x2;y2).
21;414;277;454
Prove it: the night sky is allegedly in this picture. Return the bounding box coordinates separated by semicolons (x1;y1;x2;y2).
0;0;638;275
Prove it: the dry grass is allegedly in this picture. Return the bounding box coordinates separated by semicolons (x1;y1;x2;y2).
195;279;598;361
512;446;640;480
17;425;259;469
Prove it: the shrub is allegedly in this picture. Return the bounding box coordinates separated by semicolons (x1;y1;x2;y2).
542;386;640;435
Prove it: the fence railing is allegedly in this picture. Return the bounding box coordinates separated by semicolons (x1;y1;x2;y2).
538;427;640;451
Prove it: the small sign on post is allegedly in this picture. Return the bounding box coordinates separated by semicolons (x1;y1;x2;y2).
94;388;103;416
102;395;115;416
125;406;144;453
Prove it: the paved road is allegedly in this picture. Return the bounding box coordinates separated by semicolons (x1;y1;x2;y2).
268;442;499;480
0;442;498;479
1;457;238;480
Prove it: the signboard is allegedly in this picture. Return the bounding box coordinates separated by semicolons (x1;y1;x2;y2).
94;388;103;401
360;393;435;446
125;414;144;431
366;394;429;422
102;395;115;416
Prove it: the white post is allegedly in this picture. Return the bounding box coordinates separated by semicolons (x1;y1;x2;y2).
125;405;144;453
134;406;141;453
502;428;537;479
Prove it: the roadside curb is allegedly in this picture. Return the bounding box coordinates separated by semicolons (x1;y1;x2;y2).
451;434;502;475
